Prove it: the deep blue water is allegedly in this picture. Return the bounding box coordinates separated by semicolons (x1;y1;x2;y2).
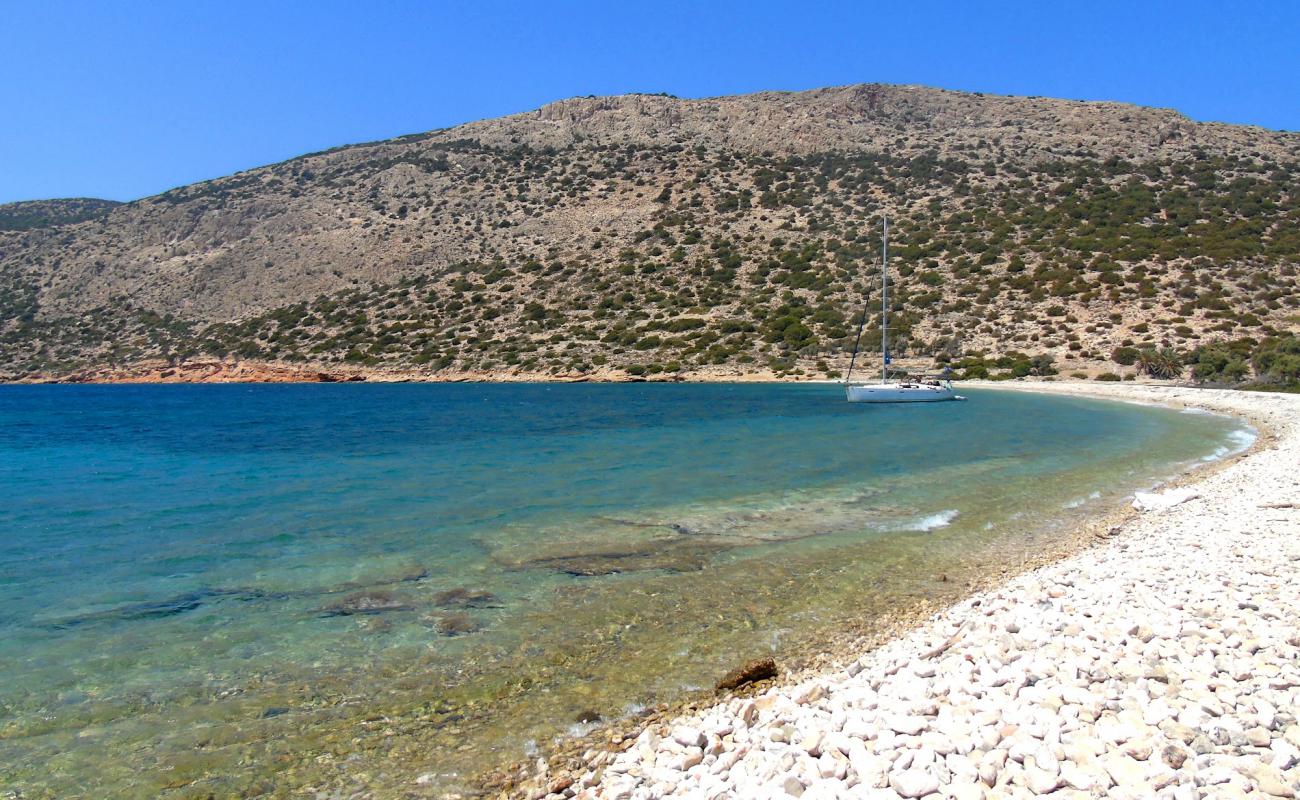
0;383;1247;795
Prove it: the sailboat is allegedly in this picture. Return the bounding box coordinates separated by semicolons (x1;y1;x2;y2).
844;217;965;403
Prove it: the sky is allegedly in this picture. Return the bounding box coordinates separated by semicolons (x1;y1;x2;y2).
2;1;1298;204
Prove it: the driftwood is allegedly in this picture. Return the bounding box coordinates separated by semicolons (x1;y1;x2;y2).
920;621;968;660
1093;525;1123;542
1258;502;1298;509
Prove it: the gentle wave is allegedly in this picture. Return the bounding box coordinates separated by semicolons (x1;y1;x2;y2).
1228;428;1257;450
1201;428;1257;461
1063;490;1102;509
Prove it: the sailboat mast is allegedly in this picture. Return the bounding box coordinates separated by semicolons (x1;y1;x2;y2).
881;216;889;383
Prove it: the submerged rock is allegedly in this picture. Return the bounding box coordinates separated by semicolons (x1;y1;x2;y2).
397;567;430;583
320;590;411;617
508;539;732;576
434;613;483;636
433;587;499;608
364;617;394;633
45;587;264;629
716;657;778;692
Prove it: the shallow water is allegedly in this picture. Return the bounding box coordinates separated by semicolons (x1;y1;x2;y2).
0;383;1246;797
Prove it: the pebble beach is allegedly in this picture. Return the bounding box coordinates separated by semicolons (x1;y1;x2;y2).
521;383;1300;800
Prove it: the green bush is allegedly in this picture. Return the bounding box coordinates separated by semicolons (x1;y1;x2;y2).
1111;346;1139;366
1190;343;1250;383
1253;335;1300;386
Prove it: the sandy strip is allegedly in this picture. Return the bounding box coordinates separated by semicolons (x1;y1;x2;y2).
518;383;1300;800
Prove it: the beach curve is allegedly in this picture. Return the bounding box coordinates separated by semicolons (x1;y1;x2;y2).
508;382;1300;800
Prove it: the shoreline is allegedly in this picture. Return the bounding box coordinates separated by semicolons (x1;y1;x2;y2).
9;360;1291;392
0;358;1050;386
489;383;1299;800
2;358;796;385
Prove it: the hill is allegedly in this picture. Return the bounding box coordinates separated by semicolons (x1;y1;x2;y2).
1;84;1297;385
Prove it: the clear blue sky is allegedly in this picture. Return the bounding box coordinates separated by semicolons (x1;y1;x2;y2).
3;1;1297;204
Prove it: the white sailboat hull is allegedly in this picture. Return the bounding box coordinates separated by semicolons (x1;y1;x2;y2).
844;382;964;403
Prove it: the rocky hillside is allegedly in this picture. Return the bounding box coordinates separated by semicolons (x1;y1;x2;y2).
1;84;1298;384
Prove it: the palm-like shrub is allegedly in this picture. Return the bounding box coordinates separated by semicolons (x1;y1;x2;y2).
1137;348;1184;380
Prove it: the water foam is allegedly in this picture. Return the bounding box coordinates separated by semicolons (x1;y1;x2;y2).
566;720;602;738
1201;429;1257;461
1202;447;1229;462
1228;428;1257;451
907;509;959;531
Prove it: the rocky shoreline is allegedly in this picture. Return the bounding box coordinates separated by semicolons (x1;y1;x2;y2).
4;358;799;385
500;384;1300;800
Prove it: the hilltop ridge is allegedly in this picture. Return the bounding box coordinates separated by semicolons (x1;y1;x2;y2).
0;197;122;232
461;84;1288;160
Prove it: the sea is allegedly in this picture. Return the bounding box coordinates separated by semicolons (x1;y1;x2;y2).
0;383;1250;797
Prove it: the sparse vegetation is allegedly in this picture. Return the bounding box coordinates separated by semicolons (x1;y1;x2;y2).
0;198;121;231
0;86;1296;381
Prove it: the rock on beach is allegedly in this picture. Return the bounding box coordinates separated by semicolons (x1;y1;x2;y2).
535;385;1300;800
716;657;779;692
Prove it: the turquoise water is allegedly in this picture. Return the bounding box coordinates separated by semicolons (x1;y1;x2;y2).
0;384;1246;797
